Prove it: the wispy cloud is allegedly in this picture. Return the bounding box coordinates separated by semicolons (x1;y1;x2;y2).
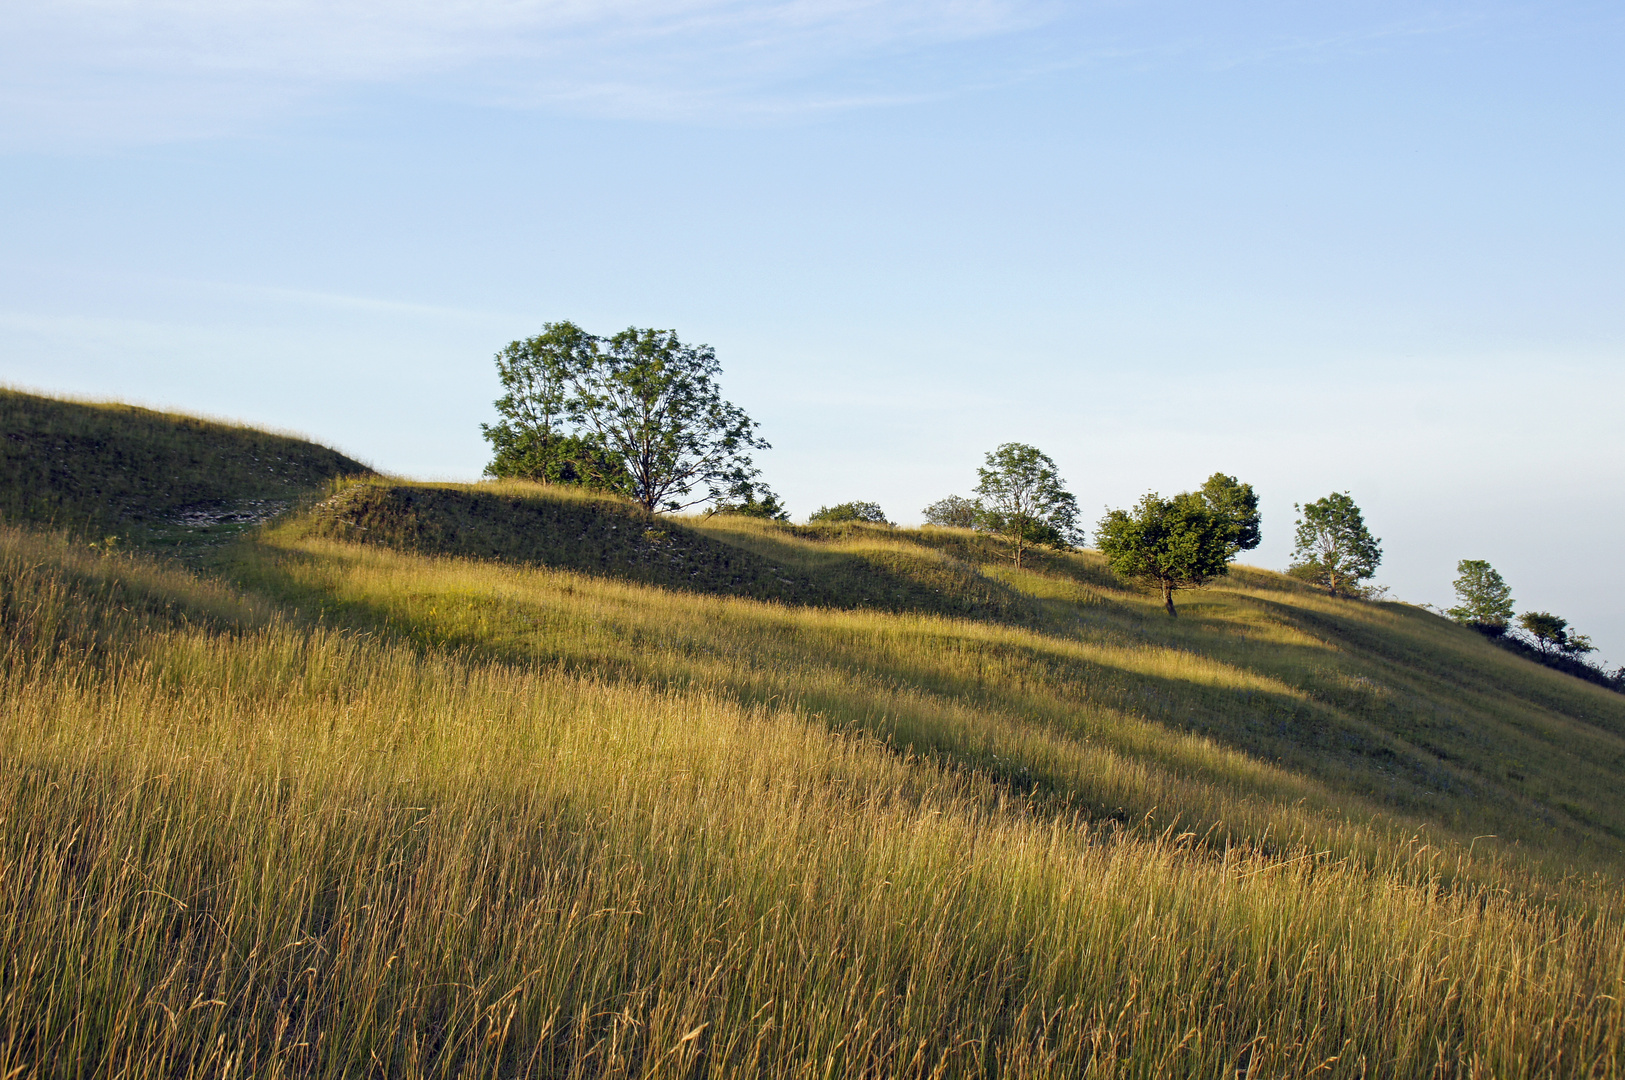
0;0;1059;144
0;0;1545;146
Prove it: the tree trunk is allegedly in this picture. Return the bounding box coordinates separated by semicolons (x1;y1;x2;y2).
1163;582;1177;617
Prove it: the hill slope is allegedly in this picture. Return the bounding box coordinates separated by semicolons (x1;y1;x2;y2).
299;479;1037;620
249;478;1625;871
2;397;1622;1077
0;388;370;546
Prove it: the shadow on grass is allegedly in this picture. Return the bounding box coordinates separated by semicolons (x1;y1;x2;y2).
232;529;1625;868
0;388;370;546
299;481;1041;623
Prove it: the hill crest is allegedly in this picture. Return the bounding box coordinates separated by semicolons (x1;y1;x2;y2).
0;387;370;546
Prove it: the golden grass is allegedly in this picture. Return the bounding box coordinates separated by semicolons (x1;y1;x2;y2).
235;521;1625;876
4;526;1624;1077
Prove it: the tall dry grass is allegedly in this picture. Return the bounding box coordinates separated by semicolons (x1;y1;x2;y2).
3;527;1624;1077
235;528;1625;877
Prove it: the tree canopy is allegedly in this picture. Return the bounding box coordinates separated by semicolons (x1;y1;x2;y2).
808;501;889;525
1199;473;1262;558
1096;490;1236;616
708;489;790;521
922;495;982;530
972;444;1080;568
1289;492;1382;597
1447;559;1515;630
481;321;776;514
1517;612;1594;657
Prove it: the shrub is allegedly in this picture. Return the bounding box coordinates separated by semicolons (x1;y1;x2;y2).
922;496;982;530
808;501;889;525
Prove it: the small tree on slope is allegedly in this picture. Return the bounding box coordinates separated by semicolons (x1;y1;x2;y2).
1096;491;1236;616
1517;612;1594;657
972;444;1080;568
1447;559;1515;631
1290;492;1382;597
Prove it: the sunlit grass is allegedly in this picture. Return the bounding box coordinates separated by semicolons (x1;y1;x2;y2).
3;525;1623;1077
237;520;1625;874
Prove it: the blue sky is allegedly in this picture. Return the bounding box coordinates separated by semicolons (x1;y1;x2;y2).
2;1;1622;658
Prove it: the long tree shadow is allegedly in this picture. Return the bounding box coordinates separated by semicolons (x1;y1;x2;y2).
301;482;1041;623
227;528;1625;869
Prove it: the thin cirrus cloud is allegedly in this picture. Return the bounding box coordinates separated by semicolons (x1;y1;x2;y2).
0;1;1530;145
0;0;1063;144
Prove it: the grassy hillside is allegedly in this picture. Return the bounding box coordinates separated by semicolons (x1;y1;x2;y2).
0;388;370;547
7;525;1625;1078
266;478;1625;871
2;401;1624;1077
300;480;1035;620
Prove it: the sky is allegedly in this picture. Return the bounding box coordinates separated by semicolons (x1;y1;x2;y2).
2;1;1622;660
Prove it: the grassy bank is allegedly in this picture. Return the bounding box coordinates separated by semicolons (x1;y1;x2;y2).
0;388;369;549
249;483;1625;872
302;480;1035;620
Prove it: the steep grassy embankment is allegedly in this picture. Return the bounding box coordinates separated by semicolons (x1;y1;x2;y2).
300;480;1034;620
3;396;1624;1077
0;387;370;547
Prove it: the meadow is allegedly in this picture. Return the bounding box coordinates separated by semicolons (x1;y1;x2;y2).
3;395;1625;1077
264;480;1625;875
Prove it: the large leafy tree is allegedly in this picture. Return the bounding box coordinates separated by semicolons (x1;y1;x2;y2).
1290;492;1382;597
573;327;771;513
481;322;626;488
1447;559;1515;631
972;443;1080;568
1096;491;1235;616
1199;473;1262;558
481;321;775;514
